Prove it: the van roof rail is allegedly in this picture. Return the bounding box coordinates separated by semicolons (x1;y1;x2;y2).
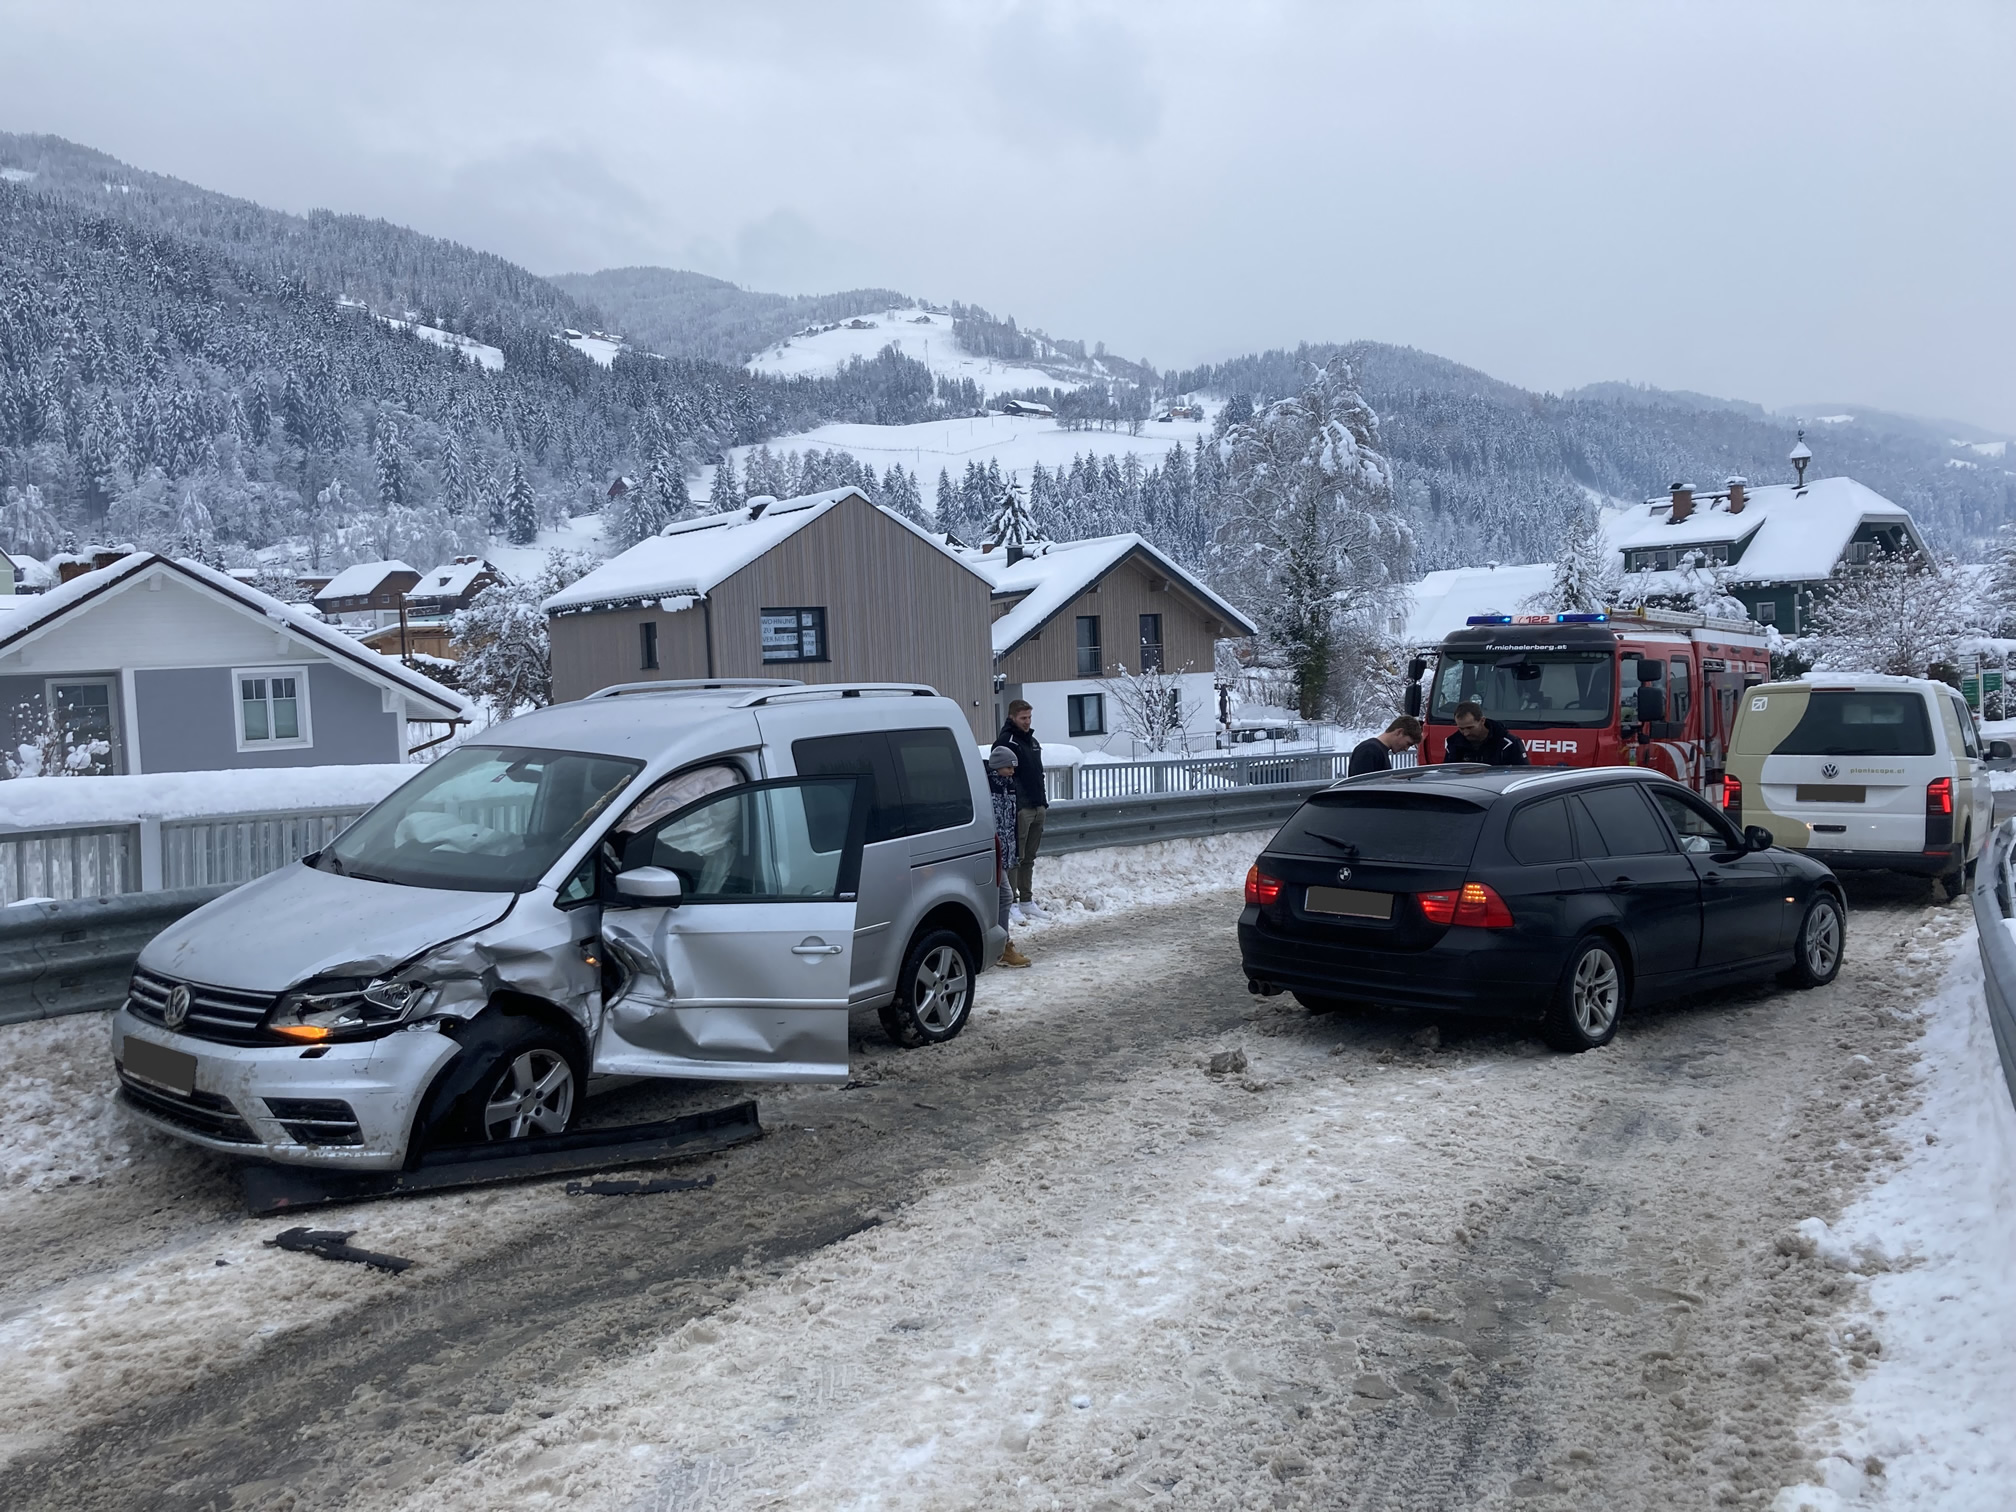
585;679;805;700
732;683;939;707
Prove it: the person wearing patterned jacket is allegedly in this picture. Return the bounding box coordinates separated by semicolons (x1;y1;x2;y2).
988;745;1031;967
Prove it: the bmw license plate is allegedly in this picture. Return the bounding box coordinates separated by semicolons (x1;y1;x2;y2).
124;1037;197;1096
1305;886;1393;920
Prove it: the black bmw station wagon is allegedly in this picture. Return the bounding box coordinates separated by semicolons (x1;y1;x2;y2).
1238;765;1846;1051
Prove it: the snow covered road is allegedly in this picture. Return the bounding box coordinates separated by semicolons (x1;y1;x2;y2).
0;862;1984;1511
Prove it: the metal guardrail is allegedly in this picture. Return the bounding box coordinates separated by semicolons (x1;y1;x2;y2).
1042;782;1320;855
1969;817;2016;1115
0;885;233;1025
1046;750;1354;802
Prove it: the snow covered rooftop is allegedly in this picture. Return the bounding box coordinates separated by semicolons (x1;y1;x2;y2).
1400;563;1561;647
543;489;990;616
1614;475;1921;583
317;558;418;601
957;535;1257;657
413;558;498;598
0;554;472;719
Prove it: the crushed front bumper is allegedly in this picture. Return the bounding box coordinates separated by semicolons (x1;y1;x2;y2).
110;1007;462;1170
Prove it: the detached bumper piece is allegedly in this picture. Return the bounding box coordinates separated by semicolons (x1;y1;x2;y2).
267;1226;414;1274
239;1100;763;1216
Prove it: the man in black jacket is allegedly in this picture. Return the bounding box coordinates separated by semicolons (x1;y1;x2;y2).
997;700;1048;907
1348;716;1423;776
1444;701;1528;766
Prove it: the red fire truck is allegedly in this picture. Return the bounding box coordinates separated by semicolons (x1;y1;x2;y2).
1405;608;1772;798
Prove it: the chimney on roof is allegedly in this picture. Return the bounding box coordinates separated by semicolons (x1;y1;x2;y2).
1668;483;1696;524
1789;429;1811;488
1725;476;1748;514
1008;544;1028;566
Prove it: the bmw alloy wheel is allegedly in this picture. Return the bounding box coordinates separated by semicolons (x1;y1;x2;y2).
482;1049;575;1141
912;945;970;1034
1804;901;1842;979
1572;948;1621;1039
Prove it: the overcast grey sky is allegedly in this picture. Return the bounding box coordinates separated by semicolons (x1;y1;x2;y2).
2;0;2011;431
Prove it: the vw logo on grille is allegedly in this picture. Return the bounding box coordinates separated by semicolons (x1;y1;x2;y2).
1337;866;1353;882
163;984;191;1030
1821;762;1839;779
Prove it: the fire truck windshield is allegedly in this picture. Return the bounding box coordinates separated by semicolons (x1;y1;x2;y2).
1430;652;1615;727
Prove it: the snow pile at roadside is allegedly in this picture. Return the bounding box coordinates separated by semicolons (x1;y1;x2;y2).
0;1016;151;1194
0;764;417;830
1015;829;1267;930
1774;940;2016;1512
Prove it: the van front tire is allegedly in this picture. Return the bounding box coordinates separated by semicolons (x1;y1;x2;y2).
414;1013;584;1155
879;929;974;1048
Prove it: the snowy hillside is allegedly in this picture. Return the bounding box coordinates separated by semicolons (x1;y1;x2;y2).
749;305;1129;397
720;406;1217;500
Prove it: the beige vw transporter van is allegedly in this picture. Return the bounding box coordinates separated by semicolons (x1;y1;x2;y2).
1723;676;1992;897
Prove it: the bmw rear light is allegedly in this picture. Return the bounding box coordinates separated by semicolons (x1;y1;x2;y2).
1245;865;1283;907
1416;881;1514;928
1722;774;1742;825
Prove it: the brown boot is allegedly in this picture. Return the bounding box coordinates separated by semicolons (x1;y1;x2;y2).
998;941;1031;968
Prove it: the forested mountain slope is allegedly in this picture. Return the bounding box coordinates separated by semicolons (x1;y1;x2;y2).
1173;343;2014;564
0;164;966;570
549;267;910;366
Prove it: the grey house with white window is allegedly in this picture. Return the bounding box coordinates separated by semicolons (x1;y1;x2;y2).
0;553;471;776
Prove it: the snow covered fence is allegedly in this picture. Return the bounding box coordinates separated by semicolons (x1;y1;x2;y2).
1050;750;1352;802
0;766;415;906
1968;818;2016;1113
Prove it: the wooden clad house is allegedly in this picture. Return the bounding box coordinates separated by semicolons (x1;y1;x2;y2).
963;535;1258;752
545;489;997;738
313;559;421;626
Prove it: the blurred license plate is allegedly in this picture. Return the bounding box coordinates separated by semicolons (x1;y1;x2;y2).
1796;785;1866;803
1305;886;1393;920
125;1037;197;1096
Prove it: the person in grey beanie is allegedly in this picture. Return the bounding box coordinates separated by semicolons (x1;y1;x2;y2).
987;745;1030;967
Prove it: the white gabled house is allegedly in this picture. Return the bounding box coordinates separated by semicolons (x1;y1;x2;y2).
0;553;471;777
959;534;1259;754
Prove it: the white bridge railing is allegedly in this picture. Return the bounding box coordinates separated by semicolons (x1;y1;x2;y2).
1047;750;1354;802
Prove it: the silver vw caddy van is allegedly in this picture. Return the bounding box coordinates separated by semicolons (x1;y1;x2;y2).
112;681;1005;1169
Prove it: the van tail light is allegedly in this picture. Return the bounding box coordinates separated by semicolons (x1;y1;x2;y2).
1721;773;1742;825
1245;865;1283;908
1925;777;1954;850
1417;881;1514;928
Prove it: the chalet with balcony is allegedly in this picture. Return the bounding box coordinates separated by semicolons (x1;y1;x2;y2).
1616;469;1926;633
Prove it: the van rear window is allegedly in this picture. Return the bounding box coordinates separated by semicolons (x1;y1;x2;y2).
1273;793;1484;866
1778;691;1934;757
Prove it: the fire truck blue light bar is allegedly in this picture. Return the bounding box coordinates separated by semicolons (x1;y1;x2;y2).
1555;612;1609;623
1465;615;1515;625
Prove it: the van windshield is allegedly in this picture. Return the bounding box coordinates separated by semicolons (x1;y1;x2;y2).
1431;652;1614;727
1777;691;1935;757
319;745;643;892
1273;793;1485;866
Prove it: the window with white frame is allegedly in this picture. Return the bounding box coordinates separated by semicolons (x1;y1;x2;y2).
235;667;312;750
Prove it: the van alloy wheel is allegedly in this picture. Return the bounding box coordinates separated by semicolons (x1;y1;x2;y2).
911;945;970;1034
482;1049;575;1140
880;928;977;1048
1571;949;1621;1038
